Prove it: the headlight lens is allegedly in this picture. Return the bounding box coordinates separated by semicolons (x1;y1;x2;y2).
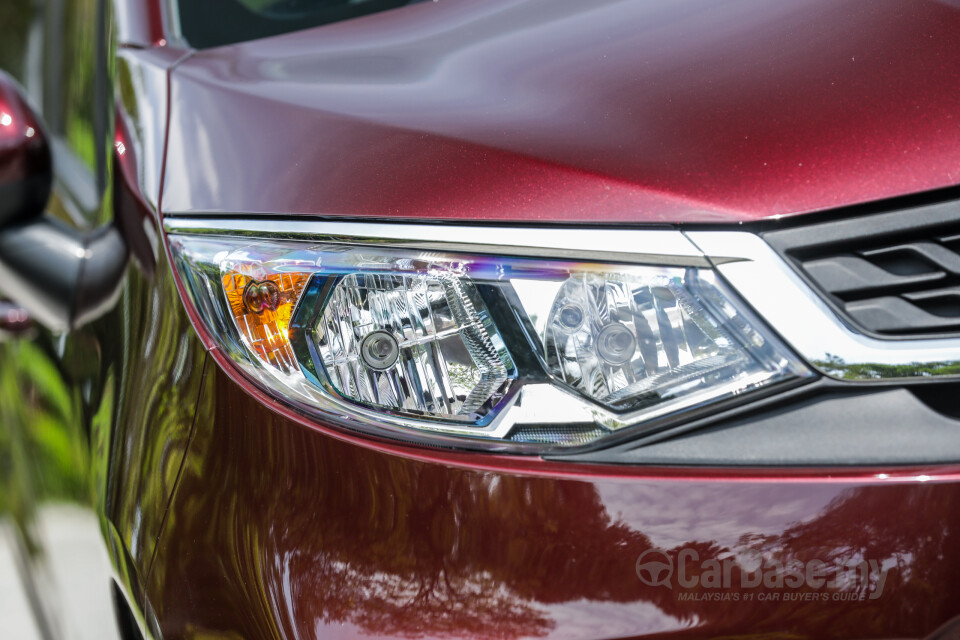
169;233;810;451
523;269;776;413
312;271;516;423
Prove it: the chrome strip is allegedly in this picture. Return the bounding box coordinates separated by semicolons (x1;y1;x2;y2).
162;217;712;267
687;231;960;381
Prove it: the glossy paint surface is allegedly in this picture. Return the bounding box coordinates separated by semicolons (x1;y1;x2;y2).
104;244;207;587
0;152;200;637
116;47;189;216
163;0;960;223
147;362;960;639
0;72;43;176
0;17;204;635
107;45;210;599
0;71;50;226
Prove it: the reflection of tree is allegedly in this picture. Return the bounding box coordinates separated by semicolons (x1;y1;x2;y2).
743;485;958;636
151;369;960;639
815;353;960;379
0;340;90;536
152;369;663;639
268;467;562;637
645;485;960;638
0;1;36;81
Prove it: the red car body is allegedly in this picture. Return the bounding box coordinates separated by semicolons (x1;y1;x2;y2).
3;1;960;639
158;0;960;225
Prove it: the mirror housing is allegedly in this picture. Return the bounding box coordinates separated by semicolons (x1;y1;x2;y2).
0;70;127;331
0;70;51;226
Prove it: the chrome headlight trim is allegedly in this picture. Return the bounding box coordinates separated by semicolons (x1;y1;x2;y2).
687;231;960;381
161;217;713;267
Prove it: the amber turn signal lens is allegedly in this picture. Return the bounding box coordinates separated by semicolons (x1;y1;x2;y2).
222;271;311;374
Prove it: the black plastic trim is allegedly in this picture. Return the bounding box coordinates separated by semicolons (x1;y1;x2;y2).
763;199;960;339
553;385;960;466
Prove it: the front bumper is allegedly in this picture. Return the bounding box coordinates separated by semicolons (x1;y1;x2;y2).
144;361;960;640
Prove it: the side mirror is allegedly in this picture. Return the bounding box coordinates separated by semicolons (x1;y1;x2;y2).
0;71;127;331
0;70;51;226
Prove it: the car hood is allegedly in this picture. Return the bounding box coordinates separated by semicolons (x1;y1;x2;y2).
162;0;960;224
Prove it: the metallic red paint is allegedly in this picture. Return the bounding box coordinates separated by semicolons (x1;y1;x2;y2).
105;183;209;595
117;46;193;213
145;362;960;640
162;0;960;224
0;70;50;224
101;38;210;617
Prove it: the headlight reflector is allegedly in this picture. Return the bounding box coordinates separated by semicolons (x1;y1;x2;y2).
311;272;516;423
527;269;774;413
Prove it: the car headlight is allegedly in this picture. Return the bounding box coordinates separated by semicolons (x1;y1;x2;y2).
167;222;811;452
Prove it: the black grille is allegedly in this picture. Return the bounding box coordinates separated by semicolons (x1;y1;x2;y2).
764;201;960;337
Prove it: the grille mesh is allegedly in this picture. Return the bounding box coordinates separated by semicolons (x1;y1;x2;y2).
764;203;960;337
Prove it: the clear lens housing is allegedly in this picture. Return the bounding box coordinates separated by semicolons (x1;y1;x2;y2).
530;269;768;413
313;273;515;423
169;235;811;451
